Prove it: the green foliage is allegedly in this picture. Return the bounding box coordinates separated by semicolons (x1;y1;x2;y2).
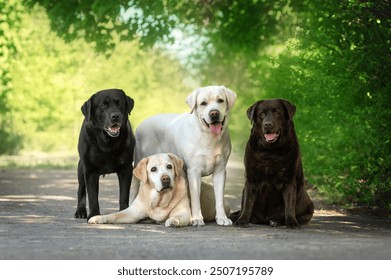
0;0;24;154
8;5;191;153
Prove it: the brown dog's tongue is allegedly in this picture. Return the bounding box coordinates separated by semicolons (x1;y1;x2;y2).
265;133;277;141
210;123;223;136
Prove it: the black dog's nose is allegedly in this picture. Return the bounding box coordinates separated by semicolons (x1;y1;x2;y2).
209;110;220;121
263;121;273;129
111;113;120;122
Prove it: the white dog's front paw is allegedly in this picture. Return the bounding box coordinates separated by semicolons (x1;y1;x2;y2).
216;216;232;226
191;217;205;227
88;216;105;224
165;218;180;227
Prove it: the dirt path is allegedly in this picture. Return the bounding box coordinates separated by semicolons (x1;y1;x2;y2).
0;163;390;260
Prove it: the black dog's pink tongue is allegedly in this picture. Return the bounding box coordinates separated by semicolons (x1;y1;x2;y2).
110;126;120;133
265;133;277;141
210;123;223;136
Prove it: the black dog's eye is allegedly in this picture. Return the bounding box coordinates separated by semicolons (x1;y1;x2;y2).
151;167;157;172
200;101;207;106
101;102;108;108
167;164;172;170
114;98;121;105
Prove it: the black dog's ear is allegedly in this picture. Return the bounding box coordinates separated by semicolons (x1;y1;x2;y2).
280;99;296;120
81;94;94;121
247;100;264;124
125;95;134;115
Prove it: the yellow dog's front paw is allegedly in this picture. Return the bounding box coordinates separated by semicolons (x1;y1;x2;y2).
88;216;105;224
165;218;180;227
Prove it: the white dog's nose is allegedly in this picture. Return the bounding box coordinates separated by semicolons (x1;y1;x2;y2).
209;110;220;121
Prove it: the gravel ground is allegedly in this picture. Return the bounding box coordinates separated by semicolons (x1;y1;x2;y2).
1;162;390;260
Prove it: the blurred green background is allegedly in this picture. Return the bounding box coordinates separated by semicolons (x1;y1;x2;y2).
1;0;390;211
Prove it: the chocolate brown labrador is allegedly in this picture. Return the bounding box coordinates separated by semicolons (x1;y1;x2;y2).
230;99;314;228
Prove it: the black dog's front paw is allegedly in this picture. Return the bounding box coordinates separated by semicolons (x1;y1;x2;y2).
74;207;87;219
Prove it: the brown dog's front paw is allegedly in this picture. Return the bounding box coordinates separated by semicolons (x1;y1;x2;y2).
285;216;300;229
234;219;250;228
269;220;281;227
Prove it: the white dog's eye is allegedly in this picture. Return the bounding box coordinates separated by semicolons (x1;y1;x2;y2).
151;167;157;172
217;98;224;103
200;101;207;106
167;164;172;169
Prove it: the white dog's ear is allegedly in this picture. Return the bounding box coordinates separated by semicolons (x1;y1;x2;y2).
186;88;201;114
167;153;184;177
221;86;237;110
133;158;149;183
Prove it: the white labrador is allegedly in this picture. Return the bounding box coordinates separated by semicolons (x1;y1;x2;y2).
129;85;237;226
88;153;191;227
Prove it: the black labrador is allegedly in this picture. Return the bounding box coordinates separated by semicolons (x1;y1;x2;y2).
230;99;314;228
74;89;135;220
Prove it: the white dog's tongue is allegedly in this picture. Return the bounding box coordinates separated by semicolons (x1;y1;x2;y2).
210;123;223;136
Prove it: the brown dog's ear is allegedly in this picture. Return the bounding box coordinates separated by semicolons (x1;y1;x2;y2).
167;153;184;177
247;100;263;124
280;99;296;120
81;94;94;121
133;158;149;184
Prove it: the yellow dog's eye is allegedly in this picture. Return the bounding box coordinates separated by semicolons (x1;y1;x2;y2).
151;167;157;172
167;164;172;169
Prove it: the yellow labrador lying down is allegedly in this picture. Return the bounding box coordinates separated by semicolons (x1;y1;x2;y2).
88;153;229;227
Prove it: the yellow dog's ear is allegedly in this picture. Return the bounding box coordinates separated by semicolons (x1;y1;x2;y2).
133;157;149;183
167;153;184;177
221;86;237;111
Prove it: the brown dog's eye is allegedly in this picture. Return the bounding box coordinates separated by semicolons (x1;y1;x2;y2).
151;167;157;172
167;164;172;169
